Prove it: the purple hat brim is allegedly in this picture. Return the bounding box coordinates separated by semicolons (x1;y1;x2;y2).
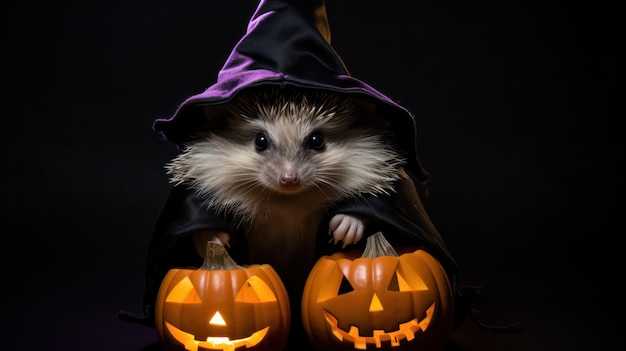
152;0;428;181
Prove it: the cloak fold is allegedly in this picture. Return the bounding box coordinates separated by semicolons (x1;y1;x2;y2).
117;168;471;331
118;0;474;338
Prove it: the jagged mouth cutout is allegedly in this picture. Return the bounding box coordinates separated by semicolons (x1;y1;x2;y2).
165;322;269;351
323;303;435;349
161;274;281;351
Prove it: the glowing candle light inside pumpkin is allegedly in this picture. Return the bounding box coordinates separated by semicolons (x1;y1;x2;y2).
155;242;290;351
302;232;455;351
209;311;226;325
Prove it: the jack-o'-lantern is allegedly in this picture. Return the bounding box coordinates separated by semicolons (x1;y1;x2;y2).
155;242;290;351
301;232;454;351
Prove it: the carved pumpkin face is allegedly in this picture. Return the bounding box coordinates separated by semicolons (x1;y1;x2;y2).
155;264;290;351
301;248;454;351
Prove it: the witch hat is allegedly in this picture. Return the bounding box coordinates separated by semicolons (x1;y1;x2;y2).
153;0;429;181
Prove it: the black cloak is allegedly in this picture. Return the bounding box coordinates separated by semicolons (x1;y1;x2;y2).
118;0;477;345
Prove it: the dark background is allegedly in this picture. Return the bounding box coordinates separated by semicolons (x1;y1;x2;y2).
2;0;622;350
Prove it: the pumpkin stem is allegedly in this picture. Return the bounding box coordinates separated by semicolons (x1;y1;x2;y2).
199;241;243;271
361;232;399;258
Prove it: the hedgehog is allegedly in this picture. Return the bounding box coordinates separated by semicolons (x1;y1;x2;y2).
165;86;407;295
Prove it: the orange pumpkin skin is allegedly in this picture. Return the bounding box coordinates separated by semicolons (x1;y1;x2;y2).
155;263;290;351
301;247;455;351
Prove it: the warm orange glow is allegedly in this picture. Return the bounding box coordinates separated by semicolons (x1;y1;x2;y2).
396;272;413;291
156;262;290;351
369;293;383;312
166;277;200;304
166;321;270;351
235;275;278;303
302;248;455;351
322;303;436;349
209;311;226;326
397;261;428;291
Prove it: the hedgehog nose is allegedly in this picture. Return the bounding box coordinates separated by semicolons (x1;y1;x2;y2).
280;170;299;185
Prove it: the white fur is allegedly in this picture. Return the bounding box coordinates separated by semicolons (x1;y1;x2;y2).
167;88;405;223
165;87;406;289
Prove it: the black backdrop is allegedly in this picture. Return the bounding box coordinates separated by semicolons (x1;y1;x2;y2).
2;1;622;350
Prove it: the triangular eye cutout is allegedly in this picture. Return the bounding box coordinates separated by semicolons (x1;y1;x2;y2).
389;271;418;292
338;275;354;295
398;262;429;291
388;272;400;291
165;276;201;303
235;275;277;303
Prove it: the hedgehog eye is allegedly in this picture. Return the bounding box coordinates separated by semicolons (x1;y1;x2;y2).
308;132;325;151
255;132;269;151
